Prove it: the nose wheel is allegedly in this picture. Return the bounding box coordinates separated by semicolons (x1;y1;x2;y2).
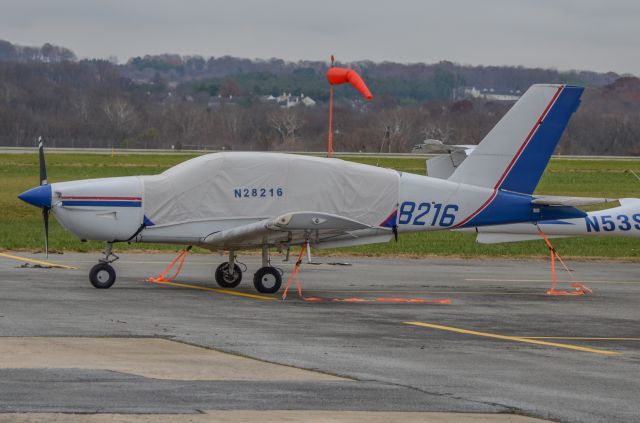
90;242;118;289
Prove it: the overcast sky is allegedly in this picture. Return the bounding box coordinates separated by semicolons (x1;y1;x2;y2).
0;0;638;75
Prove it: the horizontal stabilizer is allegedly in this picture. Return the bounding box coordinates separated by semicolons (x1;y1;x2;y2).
477;232;568;244
413;139;476;154
531;196;616;207
426;150;470;179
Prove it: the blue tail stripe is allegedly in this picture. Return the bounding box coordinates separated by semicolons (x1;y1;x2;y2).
500;86;583;194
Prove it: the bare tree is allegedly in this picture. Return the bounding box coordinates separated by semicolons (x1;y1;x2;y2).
163;102;204;149
378;111;411;153
269;108;304;148
102;98;137;149
421;122;453;144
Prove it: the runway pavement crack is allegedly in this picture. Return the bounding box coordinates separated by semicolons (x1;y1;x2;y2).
356;377;529;417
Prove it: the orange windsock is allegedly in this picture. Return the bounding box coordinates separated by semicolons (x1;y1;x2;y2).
327;67;373;100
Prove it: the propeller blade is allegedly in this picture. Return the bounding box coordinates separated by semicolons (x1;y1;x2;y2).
38;136;47;186
43;207;49;258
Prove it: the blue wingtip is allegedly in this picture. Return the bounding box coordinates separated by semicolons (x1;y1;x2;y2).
18;184;52;209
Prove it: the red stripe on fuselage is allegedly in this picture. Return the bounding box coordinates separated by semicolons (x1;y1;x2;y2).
452;86;564;229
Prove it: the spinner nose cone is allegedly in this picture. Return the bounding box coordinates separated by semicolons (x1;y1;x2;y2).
18;184;52;209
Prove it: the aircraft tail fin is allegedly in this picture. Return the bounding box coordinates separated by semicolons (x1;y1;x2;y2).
448;84;583;194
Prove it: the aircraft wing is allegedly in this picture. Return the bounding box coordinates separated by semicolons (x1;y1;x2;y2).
531;196;616;207
202;211;392;249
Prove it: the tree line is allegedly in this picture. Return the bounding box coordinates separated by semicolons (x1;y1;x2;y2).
0;40;638;155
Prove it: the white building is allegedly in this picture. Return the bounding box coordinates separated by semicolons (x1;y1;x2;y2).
463;87;520;101
261;92;316;108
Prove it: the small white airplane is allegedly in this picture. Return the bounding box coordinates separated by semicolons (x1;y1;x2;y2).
461;198;640;243
19;84;605;293
420;136;640;244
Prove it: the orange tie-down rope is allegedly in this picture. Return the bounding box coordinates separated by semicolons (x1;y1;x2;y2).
282;244;451;304
148;246;192;283
536;227;592;296
282;244;306;300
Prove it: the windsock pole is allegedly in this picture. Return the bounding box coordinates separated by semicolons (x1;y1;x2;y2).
326;56;372;158
327;55;335;158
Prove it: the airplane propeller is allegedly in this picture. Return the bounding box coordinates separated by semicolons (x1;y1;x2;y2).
38;137;50;258
42;204;50;258
17;137;53;258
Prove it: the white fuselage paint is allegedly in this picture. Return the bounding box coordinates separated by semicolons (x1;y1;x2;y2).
397;172;492;233
51;177;143;241
47;154;500;246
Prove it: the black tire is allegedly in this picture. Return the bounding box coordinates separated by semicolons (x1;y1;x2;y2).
89;263;116;289
215;262;243;288
253;267;282;294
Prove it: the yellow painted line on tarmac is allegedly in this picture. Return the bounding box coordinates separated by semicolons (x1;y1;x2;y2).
466;278;640;285
523;337;640;341
403;321;622;356
149;280;276;301
0;252;77;270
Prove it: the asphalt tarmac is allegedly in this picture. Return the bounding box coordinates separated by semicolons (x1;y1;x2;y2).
0;251;638;423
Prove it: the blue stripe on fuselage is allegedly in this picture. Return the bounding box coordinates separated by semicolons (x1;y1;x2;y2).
61;200;141;207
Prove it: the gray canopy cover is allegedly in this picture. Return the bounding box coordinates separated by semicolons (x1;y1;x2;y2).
141;153;399;228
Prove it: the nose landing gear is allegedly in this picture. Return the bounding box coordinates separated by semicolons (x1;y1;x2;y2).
89;242;118;289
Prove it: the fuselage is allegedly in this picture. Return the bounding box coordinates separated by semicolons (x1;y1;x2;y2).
20;152;584;248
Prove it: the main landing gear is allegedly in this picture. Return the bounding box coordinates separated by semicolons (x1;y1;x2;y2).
214;246;282;294
215;251;243;288
253;266;281;294
89;242;118;289
254;244;282;293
